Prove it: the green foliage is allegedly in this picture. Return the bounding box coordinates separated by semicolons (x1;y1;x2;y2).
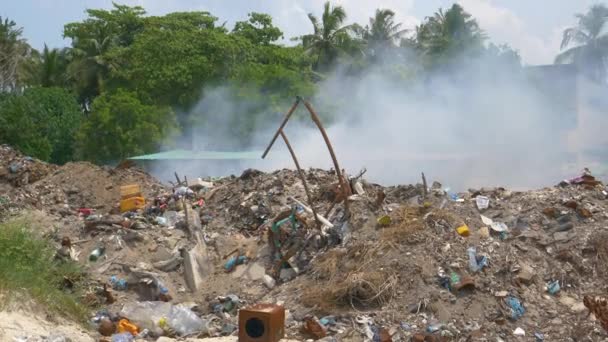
115;12;245;109
233;12;283;45
0;87;82;163
75;90;178;163
3;2;568;164
556;4;608;82
415;4;486;68
299;1;361;71
0;219;89;322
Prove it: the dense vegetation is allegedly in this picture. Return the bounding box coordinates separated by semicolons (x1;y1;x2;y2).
0;2;606;164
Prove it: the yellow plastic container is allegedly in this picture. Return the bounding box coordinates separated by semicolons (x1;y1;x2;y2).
456;224;470;237
120;184;142;199
120;196;145;213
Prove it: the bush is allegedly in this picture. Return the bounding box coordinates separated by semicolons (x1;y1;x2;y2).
0;219;89;322
0;87;82;164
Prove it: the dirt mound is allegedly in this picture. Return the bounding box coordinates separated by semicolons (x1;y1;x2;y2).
36;161;166;211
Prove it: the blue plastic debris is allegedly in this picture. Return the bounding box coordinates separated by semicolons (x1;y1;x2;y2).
547;280;560;295
506;296;525;320
110;276;127;290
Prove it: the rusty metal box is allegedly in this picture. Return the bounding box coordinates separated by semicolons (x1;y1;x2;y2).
238;304;285;342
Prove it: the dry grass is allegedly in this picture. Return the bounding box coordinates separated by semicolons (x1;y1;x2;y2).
380;206;425;243
302;243;397;313
592;232;608;278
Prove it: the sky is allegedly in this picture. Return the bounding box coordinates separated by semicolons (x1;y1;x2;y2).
1;0;599;65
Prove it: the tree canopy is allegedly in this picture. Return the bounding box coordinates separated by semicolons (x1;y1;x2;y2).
0;2;603;165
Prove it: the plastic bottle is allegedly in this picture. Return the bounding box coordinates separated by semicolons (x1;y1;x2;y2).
89;247;105;261
111;332;134;342
449;271;460;286
167;305;205;336
467;247;487;272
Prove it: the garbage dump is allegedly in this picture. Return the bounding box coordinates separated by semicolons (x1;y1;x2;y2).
2;143;608;341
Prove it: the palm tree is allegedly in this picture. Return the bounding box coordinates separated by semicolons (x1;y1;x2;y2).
299;1;359;71
0;16;31;92
360;9;408;54
556;4;608;83
29;45;71;87
415;4;486;64
68;23;117;110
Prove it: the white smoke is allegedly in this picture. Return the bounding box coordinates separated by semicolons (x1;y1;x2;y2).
150;52;605;190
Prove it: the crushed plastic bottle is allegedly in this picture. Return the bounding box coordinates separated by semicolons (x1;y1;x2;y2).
467;247;487;273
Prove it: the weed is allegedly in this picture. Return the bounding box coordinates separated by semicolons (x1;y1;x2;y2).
0;219;89;322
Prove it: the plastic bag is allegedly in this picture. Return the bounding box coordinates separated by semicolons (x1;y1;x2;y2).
120;301;172;335
167;305;205;336
111;332;134;342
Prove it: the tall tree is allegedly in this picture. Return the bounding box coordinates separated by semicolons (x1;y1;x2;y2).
64;3;146;109
28;45;71;88
358;9;408;55
556;4;608;83
0;17;31;92
67;23;117;110
415;4;486;67
233;12;283;45
299;1;359;71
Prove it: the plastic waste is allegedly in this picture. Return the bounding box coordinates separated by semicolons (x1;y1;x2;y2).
449;271;461;287
506;296;525;320
547;280;560;295
110;276;128;290
120;301;173;336
174;186;194;197
89;247;105;261
163;211;179;227
490;222;508;233
427;322;443;333
475;196;490;210
513;327;525;336
320;316;337;326
111;332;134;342
155;216;168;226
467;247;487;273
117;319;139;335
224;255;247;271
263;274;276;289
167;305;205;336
456;225;470;237
535;332;545;341
480;215;493;225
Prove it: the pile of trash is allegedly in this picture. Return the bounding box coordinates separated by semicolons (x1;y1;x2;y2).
0;144;57;188
2;144;608;341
